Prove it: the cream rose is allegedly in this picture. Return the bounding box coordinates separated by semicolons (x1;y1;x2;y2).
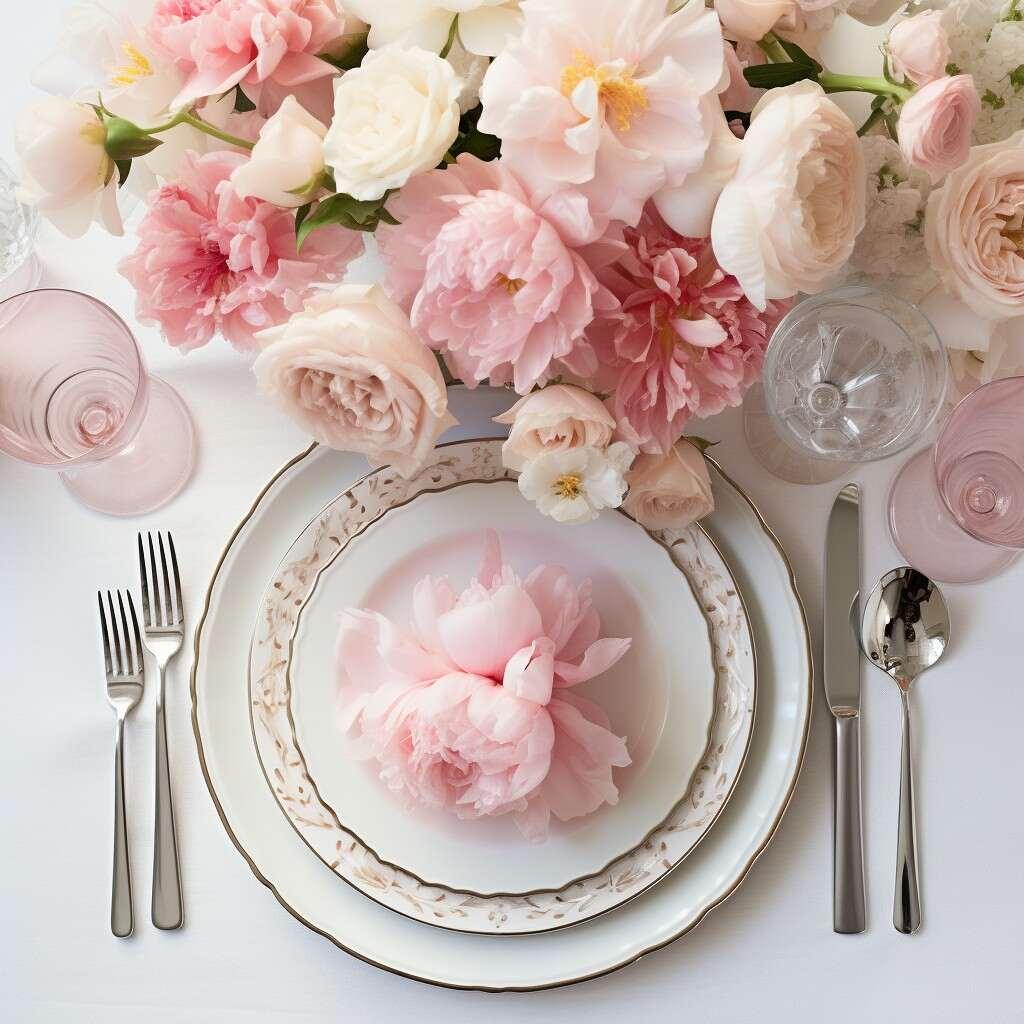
715;0;796;42
622;441;715;531
15;96;122;238
323;46;461;201
925;131;1024;322
231;96;326;208
253;283;456;477
887;10;950;87
710;81;865;310
898;75;980;184
493;385;616;472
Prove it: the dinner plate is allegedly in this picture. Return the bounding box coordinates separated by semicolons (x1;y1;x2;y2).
253;444;717;899
248;439;754;931
192;386;812;989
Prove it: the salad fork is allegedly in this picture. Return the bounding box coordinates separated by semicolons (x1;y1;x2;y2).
138;532;185;930
98;589;144;939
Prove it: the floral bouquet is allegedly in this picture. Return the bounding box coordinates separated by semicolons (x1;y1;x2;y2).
15;0;1024;528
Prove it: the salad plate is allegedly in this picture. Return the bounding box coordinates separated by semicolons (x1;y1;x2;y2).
248;439;754;931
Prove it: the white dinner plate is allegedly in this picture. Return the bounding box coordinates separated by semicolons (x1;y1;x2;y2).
192;386;811;989
247;438;755;932
255;446;717;898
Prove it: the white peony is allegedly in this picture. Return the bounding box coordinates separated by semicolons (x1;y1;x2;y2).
323;45;461;201
345;0;523;58
15;96;122;238
231;97;326;208
517;443;635;525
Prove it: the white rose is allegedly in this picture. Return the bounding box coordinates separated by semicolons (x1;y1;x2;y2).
711;81;865;309
324;46;461;201
622;441;715;532
253;283;456;478
715;0;796;42
493;384;616;472
15;96;122;238
231;96;326;208
517;443;635;525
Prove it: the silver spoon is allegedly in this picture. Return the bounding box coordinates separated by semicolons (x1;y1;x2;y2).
860;567;950;935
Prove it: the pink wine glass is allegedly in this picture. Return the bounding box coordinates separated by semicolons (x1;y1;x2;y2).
0;289;195;516
888;376;1024;583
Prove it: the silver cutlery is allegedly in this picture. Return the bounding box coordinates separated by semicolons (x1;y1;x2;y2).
825;483;866;934
860;567;950;935
98;590;145;939
138;532;185;931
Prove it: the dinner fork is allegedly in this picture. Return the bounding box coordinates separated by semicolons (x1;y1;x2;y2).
98;590;144;939
138;532;185;930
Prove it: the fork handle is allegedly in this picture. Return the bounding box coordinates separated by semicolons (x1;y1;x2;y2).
153;668;183;930
112;716;133;938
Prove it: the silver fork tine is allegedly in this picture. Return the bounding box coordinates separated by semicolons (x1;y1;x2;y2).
157;533;174;627
107;591;124;675
98;592;113;676
128;594;143;675
138;533;152;629
167;533;183;626
117;592;133;675
147;533;162;628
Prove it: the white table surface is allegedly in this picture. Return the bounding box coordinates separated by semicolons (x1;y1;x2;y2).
4;7;1023;1022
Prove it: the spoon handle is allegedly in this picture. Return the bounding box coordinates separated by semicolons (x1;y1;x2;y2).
894;688;922;934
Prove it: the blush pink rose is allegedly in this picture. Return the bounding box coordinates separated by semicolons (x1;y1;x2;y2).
887;10;950;87
589;207;788;454
336;532;632;840
149;0;352;118
622;440;715;531
377;154;618;394
898;75;980;183
119;150;361;351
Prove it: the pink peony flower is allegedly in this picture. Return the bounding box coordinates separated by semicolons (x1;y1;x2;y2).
477;0;728;231
336;532;632;840
119;150;361;352
898;75;980;184
377;154;618;394
149;0;351;119
590;207;788;453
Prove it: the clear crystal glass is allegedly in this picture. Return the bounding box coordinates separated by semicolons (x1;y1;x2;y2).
0;158;41;306
0;289;196;516
746;286;948;485
889;376;1024;583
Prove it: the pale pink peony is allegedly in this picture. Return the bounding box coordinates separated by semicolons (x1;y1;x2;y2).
336;532;632;840
149;0;351;119
898;75;980;184
119;150;361;352
590;207;788;453
477;0;727;230
377;154;618;394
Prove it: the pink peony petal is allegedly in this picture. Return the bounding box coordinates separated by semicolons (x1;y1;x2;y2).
554;637;632;687
502;639;556;705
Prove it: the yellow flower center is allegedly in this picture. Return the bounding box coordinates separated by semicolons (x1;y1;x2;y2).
110;42;153;88
560;50;648;132
495;273;526;295
553;473;583;499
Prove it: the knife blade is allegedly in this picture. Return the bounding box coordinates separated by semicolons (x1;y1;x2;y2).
825;482;865;934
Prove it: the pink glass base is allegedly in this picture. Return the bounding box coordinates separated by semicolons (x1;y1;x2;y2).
742;384;855;485
59;376;196;516
888;448;1019;584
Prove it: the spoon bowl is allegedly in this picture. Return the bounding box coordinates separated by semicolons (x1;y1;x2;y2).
860;566;950;935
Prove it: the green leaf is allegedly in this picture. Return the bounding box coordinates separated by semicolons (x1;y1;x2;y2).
945;62;962;76
744;61;820;88
1009;64;1024;92
982;88;1006;109
296;192;399;250
445;104;501;163
318;33;369;71
294;202;312;238
233;86;256;112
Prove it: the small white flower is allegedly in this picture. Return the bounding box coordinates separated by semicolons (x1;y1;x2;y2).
517;443;635;525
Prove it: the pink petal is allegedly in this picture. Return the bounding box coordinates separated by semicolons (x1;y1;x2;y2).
502;639;555;704
554;637;632;687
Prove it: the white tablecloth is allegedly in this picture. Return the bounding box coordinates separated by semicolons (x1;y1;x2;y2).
4;7;1023;1021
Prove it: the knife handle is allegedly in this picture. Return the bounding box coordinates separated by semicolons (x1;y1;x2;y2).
833;713;866;934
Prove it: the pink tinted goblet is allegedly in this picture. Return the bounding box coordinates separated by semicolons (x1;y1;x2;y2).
889;376;1024;583
0;289;195;515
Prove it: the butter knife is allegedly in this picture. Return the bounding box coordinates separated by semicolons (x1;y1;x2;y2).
825;483;866;934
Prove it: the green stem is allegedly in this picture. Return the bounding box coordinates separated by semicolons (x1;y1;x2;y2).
438;15;459;59
819;72;912;102
140;108;256;149
856;106;885;137
757;32;791;64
